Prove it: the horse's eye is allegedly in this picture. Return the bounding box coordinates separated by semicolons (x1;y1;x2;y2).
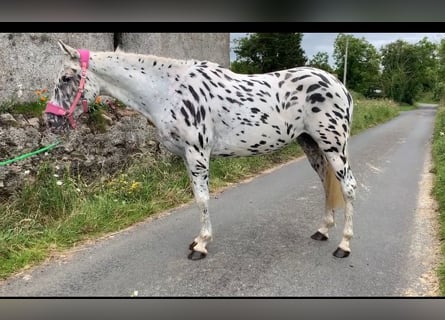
61;75;72;83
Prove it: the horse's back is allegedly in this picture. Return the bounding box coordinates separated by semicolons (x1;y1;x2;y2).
165;64;352;158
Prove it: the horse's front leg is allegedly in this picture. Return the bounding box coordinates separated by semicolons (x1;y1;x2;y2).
184;148;212;260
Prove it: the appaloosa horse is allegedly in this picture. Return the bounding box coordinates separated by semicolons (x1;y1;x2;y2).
45;40;357;260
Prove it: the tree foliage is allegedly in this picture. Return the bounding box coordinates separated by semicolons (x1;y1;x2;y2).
434;38;445;101
381;38;438;104
333;34;381;97
230;33;444;104
307;51;333;73
231;33;307;74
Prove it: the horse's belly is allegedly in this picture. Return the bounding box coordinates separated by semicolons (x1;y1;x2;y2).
211;125;300;157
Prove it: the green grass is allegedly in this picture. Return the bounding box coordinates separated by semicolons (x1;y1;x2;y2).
350;98;400;135
0;97;408;279
431;104;445;295
0;100;46;119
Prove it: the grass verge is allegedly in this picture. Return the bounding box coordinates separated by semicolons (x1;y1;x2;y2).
0;97;405;279
431;104;445;295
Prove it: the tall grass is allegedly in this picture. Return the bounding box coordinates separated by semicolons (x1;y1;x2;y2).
0;97;405;279
351;98;400;135
431;104;445;294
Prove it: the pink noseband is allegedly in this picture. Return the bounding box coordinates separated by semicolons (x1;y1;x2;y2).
45;49;90;129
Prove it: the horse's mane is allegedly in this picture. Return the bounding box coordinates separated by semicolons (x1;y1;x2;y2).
112;46;202;66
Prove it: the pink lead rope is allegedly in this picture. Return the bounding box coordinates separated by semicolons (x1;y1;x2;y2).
45;49;90;129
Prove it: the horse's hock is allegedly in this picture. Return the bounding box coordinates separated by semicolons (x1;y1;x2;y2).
0;33;230;200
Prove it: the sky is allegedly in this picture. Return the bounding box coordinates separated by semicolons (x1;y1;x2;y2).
230;33;445;65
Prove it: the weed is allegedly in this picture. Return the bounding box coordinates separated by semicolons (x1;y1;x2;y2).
432;105;445;294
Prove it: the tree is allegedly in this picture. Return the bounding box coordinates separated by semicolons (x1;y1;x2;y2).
231;33;307;74
436;38;445;101
333;34;381;96
307;51;334;73
381;38;438;104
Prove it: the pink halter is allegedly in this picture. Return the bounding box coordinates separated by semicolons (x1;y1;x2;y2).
45;49;90;129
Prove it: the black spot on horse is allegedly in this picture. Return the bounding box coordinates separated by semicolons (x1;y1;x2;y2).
318;81;329;88
324;146;339;153
286;123;293;135
308;93;326;104
227;97;241;105
239;84;252;92
180;107;191;127
333;110;344;119
311;72;332;85
306;84;321;93
260;113;269;124
292;74;311;82
189;85;200;103
197;69;212;81
329;118;338;125
198;133;204;148
199;88;207;101
183;100;196;119
262;81;271;88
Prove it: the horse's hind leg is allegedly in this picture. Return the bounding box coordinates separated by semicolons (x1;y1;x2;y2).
323;149;357;258
298;131;356;257
297;133;340;241
183;147;213;260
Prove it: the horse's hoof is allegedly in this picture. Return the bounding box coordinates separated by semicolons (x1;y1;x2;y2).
333;247;350;258
188;250;207;260
311;231;328;241
188;241;207;260
189;241;198;250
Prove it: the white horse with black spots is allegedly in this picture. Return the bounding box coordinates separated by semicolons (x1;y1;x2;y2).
45;40;357;260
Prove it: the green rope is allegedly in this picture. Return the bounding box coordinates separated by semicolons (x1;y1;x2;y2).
0;140;61;166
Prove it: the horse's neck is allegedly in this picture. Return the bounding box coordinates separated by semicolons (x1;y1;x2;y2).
90;51;192;123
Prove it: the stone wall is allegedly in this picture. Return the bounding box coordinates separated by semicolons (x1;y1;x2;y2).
0;33;230;104
118;33;230;67
0;33;115;104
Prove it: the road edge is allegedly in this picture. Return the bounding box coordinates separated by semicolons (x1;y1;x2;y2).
402;142;441;296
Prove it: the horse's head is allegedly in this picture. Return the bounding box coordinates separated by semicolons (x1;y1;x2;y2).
45;40;100;133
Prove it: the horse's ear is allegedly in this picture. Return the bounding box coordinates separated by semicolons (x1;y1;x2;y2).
58;40;80;59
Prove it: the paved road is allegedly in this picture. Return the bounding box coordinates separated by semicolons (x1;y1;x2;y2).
0;105;438;296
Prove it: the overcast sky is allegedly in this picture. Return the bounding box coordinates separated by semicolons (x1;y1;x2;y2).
230;33;445;65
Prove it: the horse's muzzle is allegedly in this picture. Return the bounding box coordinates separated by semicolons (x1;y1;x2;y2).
45;103;70;133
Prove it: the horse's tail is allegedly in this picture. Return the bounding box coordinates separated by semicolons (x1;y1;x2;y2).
325;161;345;210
